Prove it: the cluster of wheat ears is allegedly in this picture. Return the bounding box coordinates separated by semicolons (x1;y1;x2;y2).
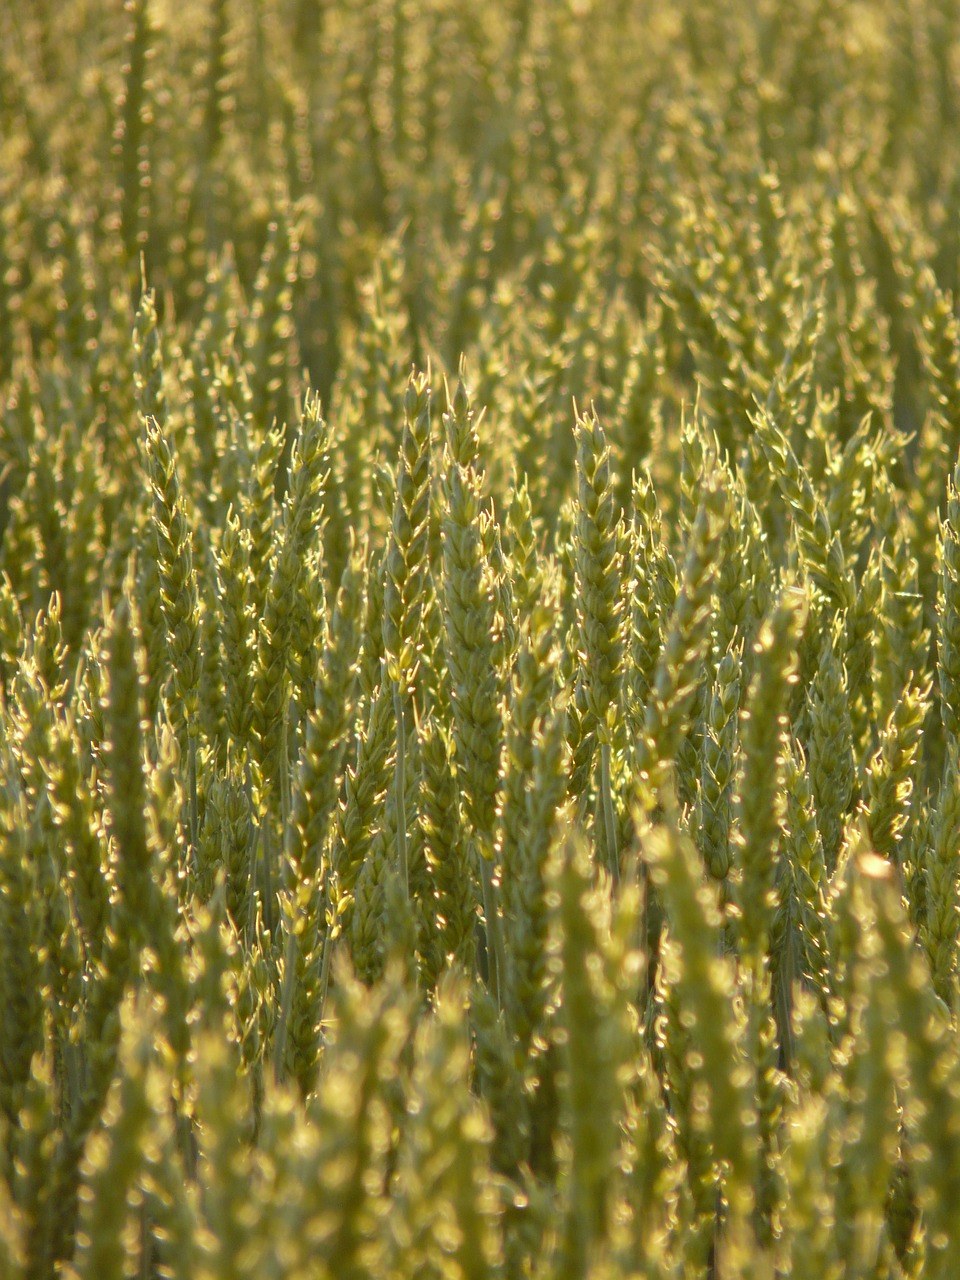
5;0;960;1276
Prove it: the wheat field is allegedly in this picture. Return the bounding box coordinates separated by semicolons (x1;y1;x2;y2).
3;0;960;1276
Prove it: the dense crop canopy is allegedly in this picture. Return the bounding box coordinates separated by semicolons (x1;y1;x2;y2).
4;0;960;1275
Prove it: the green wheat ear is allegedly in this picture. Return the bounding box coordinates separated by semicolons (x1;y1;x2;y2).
142;415;203;744
751;403;854;611
0;748;43;1127
643;810;758;1225
552;829;640;1276
865;852;960;1257
253;392;329;808
808;618;856;873
695;640;742;882
634;477;727;808
922;749;960;1011
438;381;495;772
289;543;365;886
383;372;432;685
573;406;625;744
132;286;164;426
381;373;432;906
862;674;930;860
573;407;626;882
735;588;804;972
103;590;151;938
626;469;672;722
938;462;960;747
70;998;162;1280
781;742;831;1011
440;377;506;1003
